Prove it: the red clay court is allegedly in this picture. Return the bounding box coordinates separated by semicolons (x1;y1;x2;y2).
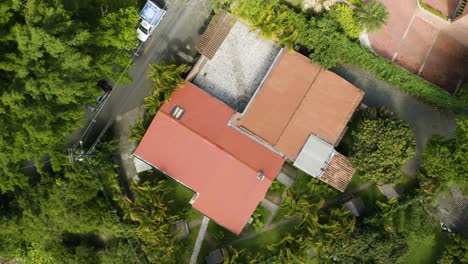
369;0;468;93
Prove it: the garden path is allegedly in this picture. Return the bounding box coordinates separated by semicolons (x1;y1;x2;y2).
332;64;457;175
190;216;210;264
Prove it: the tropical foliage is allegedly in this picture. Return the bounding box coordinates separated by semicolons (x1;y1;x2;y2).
332;4;362;38
0;142;146;263
122;177;180;263
129;117;146;143
348;107;416;184
438;233;468;264
0;0;139;192
271;175;355;261
421;115;468;194
355;0;389;33
144;61;187;115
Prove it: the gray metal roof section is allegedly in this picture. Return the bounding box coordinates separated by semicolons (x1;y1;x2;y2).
293;134;335;178
193;21;280;111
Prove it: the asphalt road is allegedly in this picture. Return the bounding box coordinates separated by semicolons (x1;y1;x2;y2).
69;0;212;150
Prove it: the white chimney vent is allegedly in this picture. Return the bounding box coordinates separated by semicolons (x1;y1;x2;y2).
257;171;265;180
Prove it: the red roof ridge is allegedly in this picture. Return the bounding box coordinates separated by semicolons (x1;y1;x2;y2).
275;65;324;146
160;110;266;176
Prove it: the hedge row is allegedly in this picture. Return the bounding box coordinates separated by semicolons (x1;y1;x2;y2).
228;0;467;112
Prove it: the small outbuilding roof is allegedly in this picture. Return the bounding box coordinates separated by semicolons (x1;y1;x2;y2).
293;134;335;178
195;11;235;59
319;152;356;192
134;82;285;234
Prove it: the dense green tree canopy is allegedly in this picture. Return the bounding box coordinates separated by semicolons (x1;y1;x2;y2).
0;0;139;192
421;115;468;192
349;107;416;184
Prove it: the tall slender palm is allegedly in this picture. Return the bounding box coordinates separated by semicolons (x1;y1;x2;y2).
355;0;389;33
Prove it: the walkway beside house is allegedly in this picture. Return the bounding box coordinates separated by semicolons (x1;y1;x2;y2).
190;216;210;264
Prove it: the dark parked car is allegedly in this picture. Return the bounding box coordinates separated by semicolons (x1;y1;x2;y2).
97;80;112;93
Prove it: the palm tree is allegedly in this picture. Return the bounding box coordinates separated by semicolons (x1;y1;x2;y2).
355;0;389;33
128;118;146;142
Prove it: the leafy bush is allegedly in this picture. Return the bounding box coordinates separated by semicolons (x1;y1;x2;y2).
332;4;362;38
421;115;468;193
269;180;286;195
349;107;416;184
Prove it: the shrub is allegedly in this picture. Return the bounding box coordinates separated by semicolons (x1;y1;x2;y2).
349;107;416;184
332;4;362;38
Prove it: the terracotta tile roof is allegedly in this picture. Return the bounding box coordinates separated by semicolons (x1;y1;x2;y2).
195;11;235;59
240;50;364;160
134;82;285;234
320;152;355;192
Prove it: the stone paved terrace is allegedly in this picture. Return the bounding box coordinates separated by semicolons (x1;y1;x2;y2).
369;0;468;93
193;21;280;112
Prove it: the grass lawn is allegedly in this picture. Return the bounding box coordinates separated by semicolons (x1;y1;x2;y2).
398;228;446;264
175;226;200;263
163;178;203;221
233;218;300;260
197;240;211;264
207;221;238;243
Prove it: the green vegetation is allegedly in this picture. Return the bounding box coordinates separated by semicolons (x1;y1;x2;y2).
438;233;468;264
223;0;467;112
332;4;363;39
144;61;187;115
0;142;147;263
233;219;300;260
0;0;139;192
355;0;389;33
283;0;303;8
420;115;468;194
250;205;271;231
418;0;447;19
269;180;287;196
348;107;416;184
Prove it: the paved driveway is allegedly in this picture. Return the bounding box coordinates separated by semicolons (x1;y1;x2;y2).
369;0;468;93
68;0;213;149
333;64;457;175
